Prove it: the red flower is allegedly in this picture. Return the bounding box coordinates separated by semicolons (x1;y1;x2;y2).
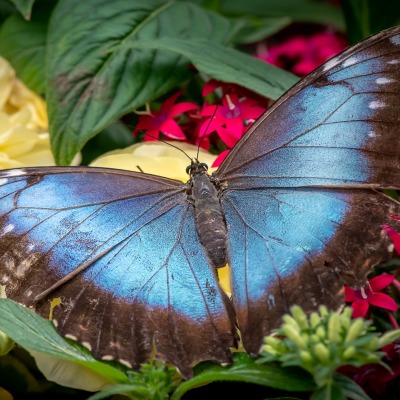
199;93;265;148
383;215;400;254
257;30;347;76
338;342;400;398
344;274;398;318
133;91;198;140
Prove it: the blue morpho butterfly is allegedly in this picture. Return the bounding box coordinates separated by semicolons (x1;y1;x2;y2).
1;26;400;378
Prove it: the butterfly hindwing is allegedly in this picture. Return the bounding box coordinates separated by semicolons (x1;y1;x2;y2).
0;167;237;377
222;188;400;354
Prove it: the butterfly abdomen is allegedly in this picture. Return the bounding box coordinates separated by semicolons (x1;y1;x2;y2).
191;173;228;268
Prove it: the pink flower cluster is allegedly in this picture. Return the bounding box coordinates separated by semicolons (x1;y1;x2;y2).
256;29;348;76
133;81;266;167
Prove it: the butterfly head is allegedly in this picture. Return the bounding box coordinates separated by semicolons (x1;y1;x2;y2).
186;159;208;177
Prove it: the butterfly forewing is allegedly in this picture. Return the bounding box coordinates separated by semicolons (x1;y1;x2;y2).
0;167;237;377
216;26;400;189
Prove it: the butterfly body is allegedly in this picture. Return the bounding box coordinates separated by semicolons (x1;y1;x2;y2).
1;26;400;378
189;163;228;268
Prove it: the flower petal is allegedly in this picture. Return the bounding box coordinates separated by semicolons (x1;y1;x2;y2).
344;286;356;302
370;273;395;292
382;224;400;254
170;102;198;116
211;149;230;167
369;292;398;311
351;299;370;318
160;119;186;140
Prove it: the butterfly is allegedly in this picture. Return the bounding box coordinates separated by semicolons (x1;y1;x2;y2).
1;25;400;379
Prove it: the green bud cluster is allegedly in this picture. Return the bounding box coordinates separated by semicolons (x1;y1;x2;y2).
259;305;400;387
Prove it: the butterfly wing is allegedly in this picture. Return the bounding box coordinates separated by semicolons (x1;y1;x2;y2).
217;26;400;189
0;167;237;377
215;26;400;353
221;188;399;353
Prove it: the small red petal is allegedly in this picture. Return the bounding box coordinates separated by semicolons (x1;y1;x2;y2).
382;225;400;253
160;91;183;111
351;299;369;318
170;102;199;116
211;150;230;167
160;119;186;140
370;273;395;292
389;215;400;221
344;286;356;302
202;80;221;96
369;293;399;311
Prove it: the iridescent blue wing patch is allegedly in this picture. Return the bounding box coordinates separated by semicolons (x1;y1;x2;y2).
216;26;400;189
0;167;237;377
221;188;400;354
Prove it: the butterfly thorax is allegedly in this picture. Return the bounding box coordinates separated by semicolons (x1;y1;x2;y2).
190;166;228;269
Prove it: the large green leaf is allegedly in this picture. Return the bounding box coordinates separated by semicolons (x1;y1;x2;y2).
46;0;237;165
9;0;34;19
117;38;298;100
0;299;128;383
220;0;345;30
0;11;47;93
171;352;315;400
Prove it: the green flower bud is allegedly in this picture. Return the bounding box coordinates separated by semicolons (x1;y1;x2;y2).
364;336;379;351
316;326;326;340
262;344;279;356
300;350;313;363
345;319;366;344
291;305;309;329
264;336;282;349
318;305;329;317
0;330;13;356
377;329;400;349
282;315;300;330
310;312;321;328
342;346;356;359
282;324;307;349
328;313;340;342
313;343;330;363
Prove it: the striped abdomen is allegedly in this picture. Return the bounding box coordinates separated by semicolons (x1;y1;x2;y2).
191;173;228;268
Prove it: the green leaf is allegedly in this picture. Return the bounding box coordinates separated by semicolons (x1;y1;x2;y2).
0;0;16;24
0;11;47;93
220;0;345;30
0;299;129;383
232;16;292;44
310;382;346;400
333;373;372;400
117;38;299;100
87;384;150;400
171;353;315;400
46;0;237;165
9;0;34;19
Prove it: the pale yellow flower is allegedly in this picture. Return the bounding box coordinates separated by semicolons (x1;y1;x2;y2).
91;141;231;294
0;57;56;168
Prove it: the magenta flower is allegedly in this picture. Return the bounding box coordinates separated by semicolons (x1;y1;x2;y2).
257;30;347;76
383;215;400;254
344;274;398;318
133;91;198;140
199;93;264;148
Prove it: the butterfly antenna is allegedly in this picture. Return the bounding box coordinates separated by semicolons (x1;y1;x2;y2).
140;131;193;161
196;103;219;161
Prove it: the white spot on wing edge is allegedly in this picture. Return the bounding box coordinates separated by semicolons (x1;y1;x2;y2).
342;57;358;67
101;355;115;361
390;34;400;45
368;100;385;109
323;57;340;71
375;77;394;84
1;169;26;177
118;359;133;369
388;59;400;64
0;178;8;185
82;342;92;351
368;131;376;138
65;333;78;341
2;224;14;234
